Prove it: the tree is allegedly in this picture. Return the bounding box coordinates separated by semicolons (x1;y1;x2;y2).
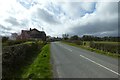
70;35;79;40
62;34;69;40
82;35;93;41
2;37;9;43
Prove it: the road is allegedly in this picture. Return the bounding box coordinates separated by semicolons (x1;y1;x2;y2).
51;42;119;78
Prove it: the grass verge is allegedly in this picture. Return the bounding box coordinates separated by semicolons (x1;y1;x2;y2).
22;44;53;78
62;41;120;58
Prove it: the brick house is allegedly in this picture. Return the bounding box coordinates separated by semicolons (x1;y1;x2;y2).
17;28;46;41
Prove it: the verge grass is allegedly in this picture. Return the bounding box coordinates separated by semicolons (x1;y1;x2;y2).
62;41;120;58
22;44;53;78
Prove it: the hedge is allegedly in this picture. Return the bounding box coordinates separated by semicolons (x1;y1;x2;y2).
66;40;83;45
90;42;120;54
2;40;27;46
2;42;45;78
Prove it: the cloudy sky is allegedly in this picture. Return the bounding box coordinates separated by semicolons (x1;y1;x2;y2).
0;0;119;37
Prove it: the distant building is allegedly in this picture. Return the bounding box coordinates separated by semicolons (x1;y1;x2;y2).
17;28;46;41
47;37;62;42
10;33;18;40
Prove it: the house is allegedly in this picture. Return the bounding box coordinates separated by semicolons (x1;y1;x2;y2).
10;33;18;40
17;28;46;41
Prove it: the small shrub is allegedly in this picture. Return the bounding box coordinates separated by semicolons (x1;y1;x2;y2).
83;42;86;45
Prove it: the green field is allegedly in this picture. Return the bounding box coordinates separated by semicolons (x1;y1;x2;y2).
94;41;119;44
83;41;119;46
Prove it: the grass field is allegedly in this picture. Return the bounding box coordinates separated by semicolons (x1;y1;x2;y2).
62;41;120;58
94;41;119;44
22;44;53;78
83;41;119;46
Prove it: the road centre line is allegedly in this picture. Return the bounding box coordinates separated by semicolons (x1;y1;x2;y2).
65;48;72;52
59;44;72;52
80;55;120;76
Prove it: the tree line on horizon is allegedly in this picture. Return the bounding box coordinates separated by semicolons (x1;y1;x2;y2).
62;34;120;42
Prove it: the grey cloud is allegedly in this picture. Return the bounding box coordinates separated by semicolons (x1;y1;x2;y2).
60;2;96;19
20;19;29;26
0;31;11;36
0;24;11;30
96;2;118;15
69;18;118;37
1;30;11;34
5;17;28;27
89;30;118;37
0;25;12;36
5;17;20;26
37;8;60;24
17;0;38;9
67;2;118;37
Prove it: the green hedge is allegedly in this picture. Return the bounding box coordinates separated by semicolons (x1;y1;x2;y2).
74;40;83;45
2;42;44;78
66;40;83;45
2;40;27;46
90;42;120;54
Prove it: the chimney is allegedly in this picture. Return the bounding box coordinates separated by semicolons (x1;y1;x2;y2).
30;28;32;31
22;30;24;33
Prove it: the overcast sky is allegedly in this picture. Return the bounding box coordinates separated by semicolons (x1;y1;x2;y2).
0;0;119;37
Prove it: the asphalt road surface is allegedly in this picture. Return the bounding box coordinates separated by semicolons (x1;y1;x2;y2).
51;42;119;78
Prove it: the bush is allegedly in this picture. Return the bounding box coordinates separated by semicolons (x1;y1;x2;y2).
90;41;95;48
74;40;83;45
65;40;83;45
83;42;86;45
2;37;9;43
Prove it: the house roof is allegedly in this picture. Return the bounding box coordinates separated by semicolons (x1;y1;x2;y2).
21;28;45;35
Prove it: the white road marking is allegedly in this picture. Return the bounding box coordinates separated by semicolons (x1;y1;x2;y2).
56;68;62;78
80;55;120;76
65;48;72;52
58;44;72;52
